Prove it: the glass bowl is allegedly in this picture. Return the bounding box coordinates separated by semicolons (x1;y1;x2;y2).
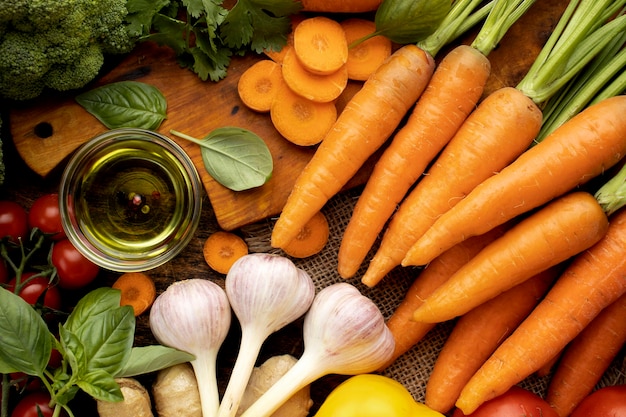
59;128;203;272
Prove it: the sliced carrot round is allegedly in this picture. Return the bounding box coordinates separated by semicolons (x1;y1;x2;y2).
270;83;337;147
238;60;283;113
281;46;348;103
203;231;249;274
112;272;157;316
281;211;329;258
293;16;348;75
342;18;392;81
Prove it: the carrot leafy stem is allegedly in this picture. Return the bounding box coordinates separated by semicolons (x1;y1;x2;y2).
595;163;626;217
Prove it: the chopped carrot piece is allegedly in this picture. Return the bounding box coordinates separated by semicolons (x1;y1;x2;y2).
238;60;283;113
293;16;348;75
341;18;392;81
112;272;157;316
281;211;329;258
203;231;249;274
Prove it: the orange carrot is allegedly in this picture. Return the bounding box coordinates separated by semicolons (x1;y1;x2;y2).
270;81;338;146
300;0;382;14
112;272;157;316
382;224;509;370
237;60;283;113
546;291;626;417
293;16;348;76
203;231;249;274
411;191;609;323
425;266;560;414
405;95;626;267
281;211;330;258
270;44;435;249
281;46;348;103
341;18;392;81
355;83;540;284
455;206;626;415
339;45;491;280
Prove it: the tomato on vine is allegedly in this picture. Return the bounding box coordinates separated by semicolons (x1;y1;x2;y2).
8;272;62;311
28;194;66;240
0;200;29;244
10;391;68;417
51;239;99;290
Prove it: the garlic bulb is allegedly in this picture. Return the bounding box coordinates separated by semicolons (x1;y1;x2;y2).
149;279;231;417
239;282;395;417
217;253;315;417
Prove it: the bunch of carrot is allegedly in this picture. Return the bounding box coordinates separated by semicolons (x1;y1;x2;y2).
238;15;392;147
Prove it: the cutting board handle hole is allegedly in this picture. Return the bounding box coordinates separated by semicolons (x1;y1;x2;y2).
34;122;53;139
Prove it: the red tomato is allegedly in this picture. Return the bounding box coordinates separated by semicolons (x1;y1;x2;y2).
28;194;66;240
8;273;62;311
11;391;67;417
570;385;626;417
452;386;559;417
0;201;28;244
51;239;99;290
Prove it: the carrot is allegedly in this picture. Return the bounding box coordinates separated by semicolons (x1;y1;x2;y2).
281;211;329;258
300;0;382;14
425;266;560;414
280;46;348;103
454;207;626;415
203;231;249;275
270;81;338;147
381;224;509;370
292;16;348;76
264;14;305;63
355;84;539;284
341;18;392;81
546;291;626;417
237;60;283;113
112;272;157;316
411;191;609;324
270;44;435;249
404;95;626;267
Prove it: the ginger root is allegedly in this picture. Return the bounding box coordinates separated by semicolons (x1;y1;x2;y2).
97;377;153;417
152;362;202;417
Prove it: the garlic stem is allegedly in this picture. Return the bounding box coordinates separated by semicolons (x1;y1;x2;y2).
239;283;395;417
218;254;315;417
149;279;231;417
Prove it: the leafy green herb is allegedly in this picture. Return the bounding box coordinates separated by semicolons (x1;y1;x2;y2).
170;128;273;191
75;81;168;130
0;286;194;416
126;0;302;82
372;0;451;44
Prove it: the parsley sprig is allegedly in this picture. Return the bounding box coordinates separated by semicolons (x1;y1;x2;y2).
126;0;302;81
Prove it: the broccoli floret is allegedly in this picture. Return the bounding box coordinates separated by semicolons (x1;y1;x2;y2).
0;0;137;101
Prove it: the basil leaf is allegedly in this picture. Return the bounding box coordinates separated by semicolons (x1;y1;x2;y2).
77;369;124;402
59;325;87;376
375;0;450;44
116;345;196;377
0;288;51;376
65;287;123;333
75;81;167;130
170;127;273;191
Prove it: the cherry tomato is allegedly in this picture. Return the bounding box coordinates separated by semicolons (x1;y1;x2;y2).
28;194;66;240
570;385;626;417
452;386;559;417
8;273;62;311
51;239;99;290
0;201;28;244
11;391;67;417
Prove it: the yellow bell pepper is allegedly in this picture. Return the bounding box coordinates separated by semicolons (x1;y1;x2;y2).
314;374;445;417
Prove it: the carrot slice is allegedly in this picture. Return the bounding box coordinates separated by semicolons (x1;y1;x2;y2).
270;83;337;147
203;231;249;274
281;211;329;258
238;60;283;113
293;16;348;75
281;46;348;103
341;18;392;81
112;272;157;316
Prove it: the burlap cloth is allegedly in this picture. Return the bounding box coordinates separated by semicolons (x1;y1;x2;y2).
240;186;626;405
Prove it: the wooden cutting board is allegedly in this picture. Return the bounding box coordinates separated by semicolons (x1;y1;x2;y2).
9;0;567;230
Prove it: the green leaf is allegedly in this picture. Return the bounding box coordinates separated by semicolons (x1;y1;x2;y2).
59;325;87;377
170;128;273;191
115;345;196;377
78;369;124;402
64;288;123;333
0;287;51;376
75;81;168;130
375;0;451;44
125;0;171;37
